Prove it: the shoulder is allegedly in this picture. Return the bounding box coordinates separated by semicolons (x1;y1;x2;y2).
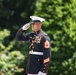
40;31;50;41
43;35;50;41
40;30;47;36
39;30;47;36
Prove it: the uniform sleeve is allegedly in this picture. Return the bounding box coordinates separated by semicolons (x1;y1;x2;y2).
41;35;51;73
15;28;31;41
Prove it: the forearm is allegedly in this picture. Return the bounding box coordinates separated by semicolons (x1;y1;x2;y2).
15;28;25;40
41;36;51;73
41;58;50;73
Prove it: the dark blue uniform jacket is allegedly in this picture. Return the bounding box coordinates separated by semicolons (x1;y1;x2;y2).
15;28;51;74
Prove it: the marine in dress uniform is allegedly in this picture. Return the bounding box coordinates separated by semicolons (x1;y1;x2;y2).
15;16;51;75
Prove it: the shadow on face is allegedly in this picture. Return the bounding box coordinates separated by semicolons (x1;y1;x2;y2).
32;22;42;32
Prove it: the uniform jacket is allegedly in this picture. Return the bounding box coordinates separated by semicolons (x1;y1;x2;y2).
15;28;51;74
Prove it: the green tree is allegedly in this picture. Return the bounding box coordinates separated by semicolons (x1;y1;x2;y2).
0;0;37;39
34;0;76;75
0;29;24;75
0;0;37;75
0;0;76;75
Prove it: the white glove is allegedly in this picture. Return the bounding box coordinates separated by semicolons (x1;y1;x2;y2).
38;71;47;75
22;23;30;30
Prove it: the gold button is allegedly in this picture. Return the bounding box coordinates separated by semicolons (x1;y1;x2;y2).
38;59;40;61
43;70;45;73
33;38;35;39
30;37;32;38
34;35;36;36
44;68;45;69
32;41;34;43
31;44;33;46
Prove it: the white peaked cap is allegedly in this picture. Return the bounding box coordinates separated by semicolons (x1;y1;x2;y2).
30;16;45;22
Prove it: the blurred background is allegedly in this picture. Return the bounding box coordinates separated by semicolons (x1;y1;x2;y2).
0;0;76;75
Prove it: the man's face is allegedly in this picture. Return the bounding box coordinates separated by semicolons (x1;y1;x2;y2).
32;22;42;32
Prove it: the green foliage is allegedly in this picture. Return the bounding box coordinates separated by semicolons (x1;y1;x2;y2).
0;29;24;75
0;0;76;75
62;52;76;75
34;0;76;75
0;0;37;40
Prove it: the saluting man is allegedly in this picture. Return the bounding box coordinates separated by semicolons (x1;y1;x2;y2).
15;16;51;75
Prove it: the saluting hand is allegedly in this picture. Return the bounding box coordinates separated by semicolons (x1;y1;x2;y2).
22;23;30;30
